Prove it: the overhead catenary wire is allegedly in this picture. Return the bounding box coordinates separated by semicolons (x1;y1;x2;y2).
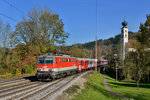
0;13;17;22
3;0;24;14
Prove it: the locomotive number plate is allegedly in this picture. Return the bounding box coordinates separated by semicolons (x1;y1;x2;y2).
43;66;47;69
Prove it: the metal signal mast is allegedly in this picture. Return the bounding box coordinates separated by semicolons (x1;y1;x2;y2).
95;0;98;72
95;36;97;72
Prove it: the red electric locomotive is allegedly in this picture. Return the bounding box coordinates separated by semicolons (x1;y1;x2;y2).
36;53;78;80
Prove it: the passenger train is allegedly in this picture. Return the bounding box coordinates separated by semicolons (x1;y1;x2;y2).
36;53;108;80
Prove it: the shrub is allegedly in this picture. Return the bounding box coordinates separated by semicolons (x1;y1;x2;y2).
22;65;34;74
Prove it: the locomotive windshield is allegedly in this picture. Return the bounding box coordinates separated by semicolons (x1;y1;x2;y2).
38;58;44;64
38;57;53;64
45;58;53;64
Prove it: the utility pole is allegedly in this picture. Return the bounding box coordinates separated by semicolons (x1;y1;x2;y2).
115;61;118;82
95;36;97;72
95;0;98;72
114;54;118;82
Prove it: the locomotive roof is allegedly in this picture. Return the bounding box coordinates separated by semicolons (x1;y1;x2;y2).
38;55;76;58
38;52;76;58
77;58;97;60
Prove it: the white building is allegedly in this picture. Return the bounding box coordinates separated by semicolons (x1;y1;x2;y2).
120;20;128;61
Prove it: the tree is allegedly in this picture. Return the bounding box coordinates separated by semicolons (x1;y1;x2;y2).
0;19;12;70
137;14;150;47
125;41;149;89
136;14;150;83
12;7;69;55
0;20;12;48
67;44;92;58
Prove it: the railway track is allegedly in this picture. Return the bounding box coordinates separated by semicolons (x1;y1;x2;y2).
0;76;36;90
0;71;90;100
0;76;35;83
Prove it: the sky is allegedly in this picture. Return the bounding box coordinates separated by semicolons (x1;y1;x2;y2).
0;0;150;45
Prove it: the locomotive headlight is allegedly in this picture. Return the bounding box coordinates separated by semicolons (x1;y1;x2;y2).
37;68;41;72
49;69;52;72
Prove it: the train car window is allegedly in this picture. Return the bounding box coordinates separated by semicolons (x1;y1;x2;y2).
81;61;83;65
90;61;92;64
71;59;75;62
45;58;53;64
65;59;67;62
87;61;88;65
60;59;63;62
71;59;74;62
60;59;62;62
38;58;44;64
85;61;87;65
82;61;84;65
69;59;71;62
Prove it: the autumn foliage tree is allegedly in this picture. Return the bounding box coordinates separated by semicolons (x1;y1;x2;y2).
12;7;69;55
123;15;150;89
0;7;69;78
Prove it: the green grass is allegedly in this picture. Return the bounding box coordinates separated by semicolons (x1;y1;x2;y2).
106;75;150;100
72;72;120;100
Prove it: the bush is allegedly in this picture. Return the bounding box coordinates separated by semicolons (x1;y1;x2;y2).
16;68;22;77
11;67;16;75
0;66;6;75
21;65;34;74
21;68;25;74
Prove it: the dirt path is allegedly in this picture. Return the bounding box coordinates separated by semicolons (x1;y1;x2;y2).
103;75;129;99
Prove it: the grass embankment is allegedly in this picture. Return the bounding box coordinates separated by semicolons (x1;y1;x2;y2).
72;73;120;100
106;75;150;100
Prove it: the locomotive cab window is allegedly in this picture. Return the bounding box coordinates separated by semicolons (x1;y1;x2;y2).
38;57;53;64
38;58;44;64
45;58;53;64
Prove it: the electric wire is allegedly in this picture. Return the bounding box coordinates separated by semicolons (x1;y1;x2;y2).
3;0;24;14
0;13;17;22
